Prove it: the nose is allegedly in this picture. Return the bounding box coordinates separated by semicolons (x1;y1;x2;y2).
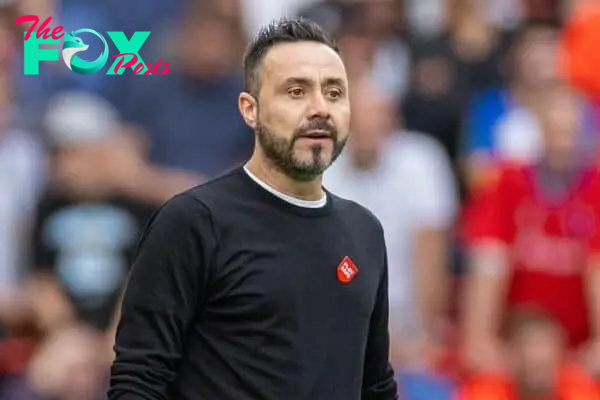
308;92;330;119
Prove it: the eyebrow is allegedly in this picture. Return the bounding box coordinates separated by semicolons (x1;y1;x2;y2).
283;77;347;90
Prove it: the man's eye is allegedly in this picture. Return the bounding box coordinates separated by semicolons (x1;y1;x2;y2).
328;89;342;98
289;88;304;97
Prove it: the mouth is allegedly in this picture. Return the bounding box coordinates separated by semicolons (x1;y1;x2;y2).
300;130;332;139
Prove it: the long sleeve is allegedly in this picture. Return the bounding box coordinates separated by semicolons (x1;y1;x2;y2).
108;194;218;400
361;246;398;400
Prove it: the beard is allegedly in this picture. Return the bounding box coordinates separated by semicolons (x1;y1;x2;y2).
255;117;347;181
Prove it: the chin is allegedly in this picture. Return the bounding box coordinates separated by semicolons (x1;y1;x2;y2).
292;160;331;173
294;149;332;164
350;153;378;170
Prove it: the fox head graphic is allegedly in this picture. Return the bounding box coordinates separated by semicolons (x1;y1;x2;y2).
62;31;89;70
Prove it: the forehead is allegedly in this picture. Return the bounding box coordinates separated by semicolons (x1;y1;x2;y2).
260;41;347;85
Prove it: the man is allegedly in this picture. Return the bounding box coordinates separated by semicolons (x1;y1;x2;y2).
461;82;600;375
108;17;398;400
403;0;509;172
29;91;158;336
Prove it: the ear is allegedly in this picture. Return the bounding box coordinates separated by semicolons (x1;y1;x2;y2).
238;92;258;129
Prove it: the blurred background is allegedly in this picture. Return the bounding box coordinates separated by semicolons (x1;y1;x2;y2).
1;0;600;398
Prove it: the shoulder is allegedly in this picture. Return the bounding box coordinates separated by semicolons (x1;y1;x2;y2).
151;183;223;233
584;165;600;182
465;88;510;127
393;131;449;162
329;194;384;239
578;166;600;198
498;161;530;180
182;167;243;207
470;160;529;193
389;133;454;189
139;192;220;253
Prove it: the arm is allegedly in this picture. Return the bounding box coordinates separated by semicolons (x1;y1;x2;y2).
581;208;600;374
102;125;203;205
462;242;511;347
413;228;451;339
19;199;75;335
583;264;600;376
585;201;600;341
461;169;512;372
410;137;458;339
108;194;218;400
362;246;398;400
587;259;600;340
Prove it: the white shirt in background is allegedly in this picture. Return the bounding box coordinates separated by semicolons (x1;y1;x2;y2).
0;129;45;293
241;0;321;39
324;131;458;337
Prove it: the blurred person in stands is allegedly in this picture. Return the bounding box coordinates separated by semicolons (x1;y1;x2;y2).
342;0;410;102
0;4;45;334
26;91;159;355
461;82;600;376
0;325;107;399
457;308;599;400
460;19;598;185
119;4;253;179
403;0;510;172
324;78;458;375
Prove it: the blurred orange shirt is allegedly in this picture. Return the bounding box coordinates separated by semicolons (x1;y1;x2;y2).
561;1;600;100
455;364;599;400
462;163;600;347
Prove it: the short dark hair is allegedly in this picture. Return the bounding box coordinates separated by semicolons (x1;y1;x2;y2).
242;17;339;96
511;18;562;47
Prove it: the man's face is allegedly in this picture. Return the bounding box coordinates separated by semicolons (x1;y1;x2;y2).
538;85;583;169
347;83;395;170
243;41;351;181
509;323;564;399
515;29;558;88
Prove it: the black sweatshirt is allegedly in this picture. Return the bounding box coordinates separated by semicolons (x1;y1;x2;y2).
108;166;398;400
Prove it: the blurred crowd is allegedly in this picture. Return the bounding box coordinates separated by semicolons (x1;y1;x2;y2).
1;0;600;398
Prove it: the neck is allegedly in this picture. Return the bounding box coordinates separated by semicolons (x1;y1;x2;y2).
245;152;324;201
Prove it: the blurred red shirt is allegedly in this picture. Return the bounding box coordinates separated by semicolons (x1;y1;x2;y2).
462;163;600;347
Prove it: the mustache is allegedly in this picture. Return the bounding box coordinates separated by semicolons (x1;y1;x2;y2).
294;118;337;138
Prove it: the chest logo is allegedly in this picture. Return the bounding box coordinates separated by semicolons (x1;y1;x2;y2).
337;256;358;284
